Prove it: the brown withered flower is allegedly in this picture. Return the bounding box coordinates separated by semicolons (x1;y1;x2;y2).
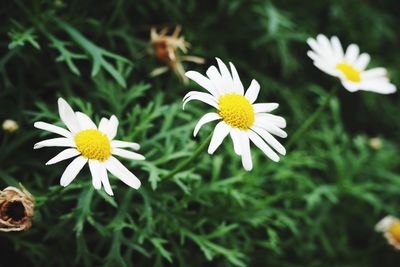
0;183;34;232
150;25;205;83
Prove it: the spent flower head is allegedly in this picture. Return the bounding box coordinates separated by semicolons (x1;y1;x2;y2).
34;98;145;196
183;58;287;171
307;34;397;94
0;183;34;232
2;119;19;133
150;25;204;84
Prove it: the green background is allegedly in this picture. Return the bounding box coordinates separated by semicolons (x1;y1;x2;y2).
1;0;400;266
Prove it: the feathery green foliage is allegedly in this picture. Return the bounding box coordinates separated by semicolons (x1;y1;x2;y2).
1;0;400;266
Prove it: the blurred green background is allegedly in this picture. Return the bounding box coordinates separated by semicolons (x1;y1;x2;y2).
1;0;400;266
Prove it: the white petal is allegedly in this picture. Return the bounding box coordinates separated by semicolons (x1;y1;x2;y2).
307;51;323;63
58;98;80;134
229;62;244;95
112;148;145;160
341;81;360;92
361;67;387;80
34;137;75;149
206;66;225;95
317;34;335;60
208;121;231;154
88;160;102;190
253;103;279;113
252;123;287;138
251;127;286;155
60;156;87;187
313;61;338;76
230;128;242;155
239;132;253;171
185;71;219;97
354;53;370;71
256;114;286;128
99;163;113;196
307;38;322;56
345;44;359;64
216;57;234;92
247;130;279;162
46;148;80;165
75;112;97;130
359;80;397;94
111;140;140;150
34;122;72;138
98;118;109;133
330;36;344;59
105;157;141;189
182;92;219;110
193;112;221;137
105;115;119;140
244;80;260;104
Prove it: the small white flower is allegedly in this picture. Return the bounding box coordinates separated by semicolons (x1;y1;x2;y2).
376;215;400;250
307;34;397;94
34;98;145;196
183;58;287;171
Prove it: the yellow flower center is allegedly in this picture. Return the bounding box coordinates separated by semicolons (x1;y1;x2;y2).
336;63;361;82
389;222;400;243
74;129;111;161
218;93;255;130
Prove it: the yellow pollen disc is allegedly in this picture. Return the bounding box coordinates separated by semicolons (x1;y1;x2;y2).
74;129;111;161
336;63;361;82
389;223;400;243
218;93;255;130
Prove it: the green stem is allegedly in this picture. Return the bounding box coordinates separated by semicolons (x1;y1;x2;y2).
286;86;339;150
162;133;213;180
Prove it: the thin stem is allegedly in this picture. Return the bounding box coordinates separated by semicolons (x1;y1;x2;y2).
286;86;339;150
162;133;213;180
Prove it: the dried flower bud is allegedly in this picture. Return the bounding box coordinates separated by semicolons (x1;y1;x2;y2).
369;137;382;150
2;119;19;133
0;183;34;232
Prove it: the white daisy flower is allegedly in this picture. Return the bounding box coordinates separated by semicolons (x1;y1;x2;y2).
307;34;397;94
33;98;145;196
375;215;400;250
183;58;287;171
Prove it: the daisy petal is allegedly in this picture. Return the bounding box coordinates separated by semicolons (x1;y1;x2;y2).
359;80;396;94
229;62;244;95
98;118;109;133
105;115;119;140
60;156;87;187
230;128;242;155
88;159;102;190
239;132;253;171
345;44;359;64
112;148;145;160
361;67;387;80
330;36;344;59
111;140;140;150
247;130;279;162
256;114;287;128
34;137;75;149
193;112;221;137
34;121;72;138
58;98;80;134
216;57;234;92
99;163;113;196
185;71;219;97
46;148;80;165
253;103;279;113
105;157;141;189
75;112;97;130
251;127;286;155
206;66;225;95
208;121;231;154
245;79;260;104
183;92;219;110
354;53;370;71
252;124;287;138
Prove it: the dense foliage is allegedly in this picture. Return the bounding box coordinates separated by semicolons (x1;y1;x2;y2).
1;0;400;266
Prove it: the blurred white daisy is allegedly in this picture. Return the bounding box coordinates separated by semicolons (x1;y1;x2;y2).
307;34;397;94
34;98;145;196
183;58;287;171
375;215;400;250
